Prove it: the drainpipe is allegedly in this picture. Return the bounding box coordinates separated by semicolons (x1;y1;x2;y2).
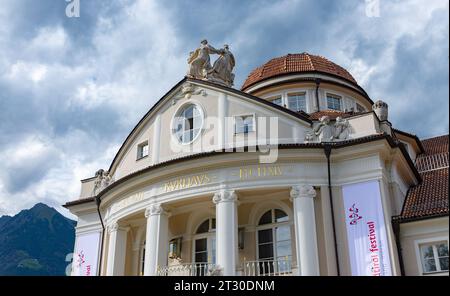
392;220;406;276
315;78;321;112
95;196;105;276
324;144;341;275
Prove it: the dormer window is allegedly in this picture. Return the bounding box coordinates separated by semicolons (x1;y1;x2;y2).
235;115;255;134
326;94;342;111
288;93;306;112
137;141;149;160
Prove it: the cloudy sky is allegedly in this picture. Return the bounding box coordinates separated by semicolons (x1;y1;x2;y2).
0;0;448;218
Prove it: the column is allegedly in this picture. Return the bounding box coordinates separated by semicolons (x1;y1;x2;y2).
143;203;169;276
290;185;320;276
106;222;129;276
213;190;238;276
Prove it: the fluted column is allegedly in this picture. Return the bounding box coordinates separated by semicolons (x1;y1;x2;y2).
290;185;320;276
213;190;238;276
106;222;129;276
143;203;169;276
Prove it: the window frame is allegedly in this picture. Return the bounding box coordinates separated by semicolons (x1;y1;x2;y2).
171;102;205;145
414;237;449;275
287;92;307;112
136;141;149;160
325;93;342;111
268;96;283;107
192;218;216;265
255;209;293;266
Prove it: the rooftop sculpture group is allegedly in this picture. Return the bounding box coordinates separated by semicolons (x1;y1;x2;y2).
187;40;235;87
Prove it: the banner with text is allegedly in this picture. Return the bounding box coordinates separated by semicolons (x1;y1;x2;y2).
72;232;101;276
342;180;392;276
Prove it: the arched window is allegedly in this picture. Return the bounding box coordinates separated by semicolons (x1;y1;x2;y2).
193;218;216;266
256;209;292;274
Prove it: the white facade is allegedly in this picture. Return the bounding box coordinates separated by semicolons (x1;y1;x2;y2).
66;54;444;276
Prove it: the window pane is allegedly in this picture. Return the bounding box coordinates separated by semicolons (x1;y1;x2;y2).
196;220;209;234
195;251;208;263
195;238;207;252
259;210;272;225
258;229;273;244
439;257;449;271
437;243;448;257
211;218;216;230
276;240;292;258
258;243;274;259
423;258;437;273
327;95;341;111
275;209;288;222
271;97;282;106
288;94;306;112
421;245;434;258
211;237;216;264
275;225;291;242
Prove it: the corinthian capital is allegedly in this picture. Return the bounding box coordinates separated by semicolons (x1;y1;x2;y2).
107;222;130;233
145;203;169;218
212;190;238;204
290;185;316;200
107;222;119;233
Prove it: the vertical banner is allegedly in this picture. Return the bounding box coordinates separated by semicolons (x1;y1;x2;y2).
342;180;392;276
72;232;101;276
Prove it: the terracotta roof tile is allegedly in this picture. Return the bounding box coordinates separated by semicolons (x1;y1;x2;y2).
398;168;449;221
422;135;449;155
396;135;449;222
241;53;358;90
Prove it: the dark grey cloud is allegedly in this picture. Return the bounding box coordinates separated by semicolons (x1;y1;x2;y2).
0;0;448;217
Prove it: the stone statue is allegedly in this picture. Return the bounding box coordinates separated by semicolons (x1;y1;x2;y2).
333;116;350;140
305;116;333;142
207;44;235;86
93;169;112;195
187;39;221;79
187;40;236;87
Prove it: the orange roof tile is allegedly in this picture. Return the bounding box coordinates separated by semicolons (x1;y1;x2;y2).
241;53;358;90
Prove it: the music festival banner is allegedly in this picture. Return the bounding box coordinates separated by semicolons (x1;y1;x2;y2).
72;232;101;276
342;180;392;276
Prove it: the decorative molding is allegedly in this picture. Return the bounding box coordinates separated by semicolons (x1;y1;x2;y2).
212;190;238;204
107;222;130;234
290;185;316;200
145;203;169;218
172;82;207;105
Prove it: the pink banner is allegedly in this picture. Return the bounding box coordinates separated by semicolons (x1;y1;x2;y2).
72;232;101;276
342;180;392;276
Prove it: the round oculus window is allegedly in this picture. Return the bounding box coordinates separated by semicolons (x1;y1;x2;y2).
172;103;204;144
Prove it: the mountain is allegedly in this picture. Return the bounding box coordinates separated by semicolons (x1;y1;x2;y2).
0;203;76;275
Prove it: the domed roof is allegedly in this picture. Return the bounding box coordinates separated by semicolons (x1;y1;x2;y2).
241;52;358;91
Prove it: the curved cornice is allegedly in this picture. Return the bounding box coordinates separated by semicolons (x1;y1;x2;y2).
64;134;421;209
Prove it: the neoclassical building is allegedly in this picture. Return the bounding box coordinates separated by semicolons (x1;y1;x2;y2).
64;48;449;276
